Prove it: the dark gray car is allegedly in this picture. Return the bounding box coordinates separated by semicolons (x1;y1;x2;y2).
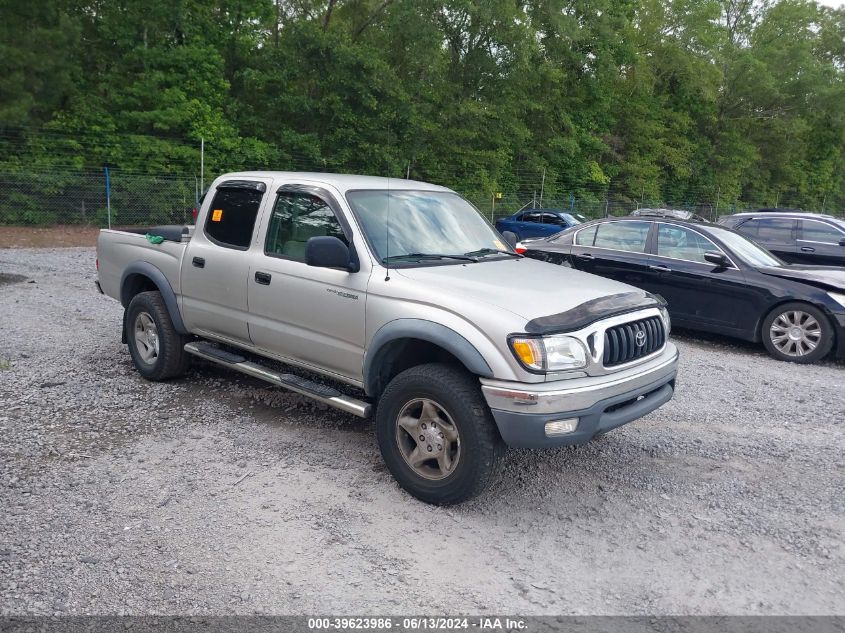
718;211;845;267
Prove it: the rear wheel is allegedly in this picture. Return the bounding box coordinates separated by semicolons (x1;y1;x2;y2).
375;363;504;505
126;291;191;380
761;302;833;364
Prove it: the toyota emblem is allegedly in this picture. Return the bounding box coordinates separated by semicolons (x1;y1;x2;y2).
635;330;647;347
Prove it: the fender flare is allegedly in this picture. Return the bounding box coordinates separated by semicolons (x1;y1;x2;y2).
363;319;493;395
120;261;189;334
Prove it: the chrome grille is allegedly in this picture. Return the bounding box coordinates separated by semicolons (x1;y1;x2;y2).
603;316;665;367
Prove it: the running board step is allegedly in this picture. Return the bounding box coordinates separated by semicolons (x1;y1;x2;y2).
184;342;371;418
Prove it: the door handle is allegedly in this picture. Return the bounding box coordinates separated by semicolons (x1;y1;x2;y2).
800;246;815;253
192;257;205;268
576;253;594;260
254;271;272;285
649;264;671;272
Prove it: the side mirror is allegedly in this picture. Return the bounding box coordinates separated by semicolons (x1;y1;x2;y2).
704;250;729;267
838;237;845;247
305;236;353;270
502;231;518;247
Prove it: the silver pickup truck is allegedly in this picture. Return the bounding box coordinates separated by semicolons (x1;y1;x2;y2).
97;171;678;504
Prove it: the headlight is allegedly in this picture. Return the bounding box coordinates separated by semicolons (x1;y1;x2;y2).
509;335;587;372
658;306;671;334
828;292;845;310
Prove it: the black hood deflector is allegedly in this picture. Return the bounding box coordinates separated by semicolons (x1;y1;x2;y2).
524;290;665;335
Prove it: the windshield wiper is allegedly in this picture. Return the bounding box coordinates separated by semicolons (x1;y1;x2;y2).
383;252;479;263
463;247;522;258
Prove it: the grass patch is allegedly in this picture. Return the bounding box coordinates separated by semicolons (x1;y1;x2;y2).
0;358;11;370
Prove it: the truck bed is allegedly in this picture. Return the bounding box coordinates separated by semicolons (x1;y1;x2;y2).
96;226;190;303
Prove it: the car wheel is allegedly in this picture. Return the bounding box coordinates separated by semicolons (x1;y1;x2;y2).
375;363;505;505
761;302;834;364
126;291;191;380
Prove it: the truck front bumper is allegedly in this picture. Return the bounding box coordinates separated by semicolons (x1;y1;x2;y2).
481;343;678;448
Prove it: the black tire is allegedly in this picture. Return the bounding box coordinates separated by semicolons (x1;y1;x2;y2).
125;291;191;380
761;302;834;364
375;363;505;505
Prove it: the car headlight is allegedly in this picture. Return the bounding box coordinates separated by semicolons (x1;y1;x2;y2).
828;292;845;310
658;306;671;334
509;335;587;372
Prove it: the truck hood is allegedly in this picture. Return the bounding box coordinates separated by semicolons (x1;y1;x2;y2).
757;264;845;292
395;257;658;324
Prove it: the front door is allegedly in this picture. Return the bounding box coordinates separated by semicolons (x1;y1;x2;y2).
180;179;271;344
516;212;546;239
247;185;370;382
796;219;845;266
649;223;754;333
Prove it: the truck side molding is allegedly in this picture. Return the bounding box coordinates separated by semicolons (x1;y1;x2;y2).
120;261;189;335
363;318;493;396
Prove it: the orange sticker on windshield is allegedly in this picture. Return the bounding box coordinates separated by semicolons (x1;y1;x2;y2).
494;239;506;250
211;209;223;222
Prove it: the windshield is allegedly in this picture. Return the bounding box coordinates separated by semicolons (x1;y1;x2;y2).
562;213;586;225
346;190;514;263
708;226;783;267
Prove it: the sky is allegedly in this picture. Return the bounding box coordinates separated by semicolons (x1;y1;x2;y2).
816;0;845;7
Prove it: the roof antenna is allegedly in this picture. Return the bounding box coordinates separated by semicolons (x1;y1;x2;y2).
384;126;392;282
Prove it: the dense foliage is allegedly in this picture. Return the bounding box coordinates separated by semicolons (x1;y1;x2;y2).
1;0;844;223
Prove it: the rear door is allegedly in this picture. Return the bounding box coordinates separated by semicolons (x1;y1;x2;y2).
649;223;754;332
796;219;845;266
734;217;799;262
247;183;370;381
180;178;272;344
569;220;654;286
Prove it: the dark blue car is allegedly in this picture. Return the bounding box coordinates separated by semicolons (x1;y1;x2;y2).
495;208;586;240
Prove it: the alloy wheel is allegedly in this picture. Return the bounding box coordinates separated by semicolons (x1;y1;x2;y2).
133;311;160;364
395;398;461;480
769;310;822;358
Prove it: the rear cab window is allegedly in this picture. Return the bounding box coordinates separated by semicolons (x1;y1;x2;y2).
204;181;267;250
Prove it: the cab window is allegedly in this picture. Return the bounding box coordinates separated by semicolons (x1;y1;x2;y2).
656;225;725;264
592;221;650;253
265;191;348;262
204;185;265;250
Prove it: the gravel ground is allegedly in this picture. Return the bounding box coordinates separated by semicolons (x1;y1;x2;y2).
0;247;843;616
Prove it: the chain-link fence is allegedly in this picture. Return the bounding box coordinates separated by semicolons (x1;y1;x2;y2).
0;168;198;227
0;166;841;229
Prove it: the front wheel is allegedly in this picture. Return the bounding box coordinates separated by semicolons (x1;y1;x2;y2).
761;302;834;364
375;363;504;505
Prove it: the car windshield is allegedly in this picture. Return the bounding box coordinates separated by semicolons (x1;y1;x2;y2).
562;213;586;225
707;226;783;267
346;190;515;263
